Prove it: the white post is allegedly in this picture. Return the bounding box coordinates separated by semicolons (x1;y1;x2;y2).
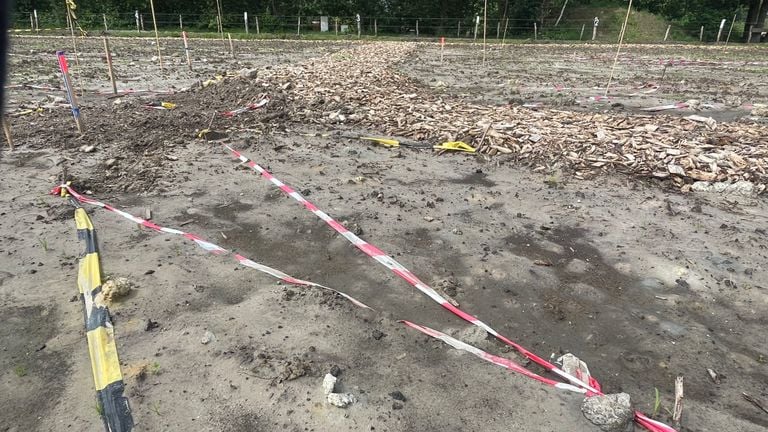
135;10;140;32
664;24;671;41
592;17;599;40
244;12;249;34
700;26;704;42
374;19;377;36
580;23;585;40
416;20;419;37
34;10;39;32
256;16;260;34
716;18;726;43
182;31;192;71
179;14;183;29
30;13;34;31
534;22;537;40
474;15;479;40
297;16;301;36
357;14;361;38
103;13;108;32
335;18;338;35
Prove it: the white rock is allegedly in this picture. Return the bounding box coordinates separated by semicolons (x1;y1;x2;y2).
322;373;337;395
327;393;356;408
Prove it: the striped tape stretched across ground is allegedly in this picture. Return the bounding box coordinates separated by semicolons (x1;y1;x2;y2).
54;184;370;309
72;200;133;431
220;143;677;432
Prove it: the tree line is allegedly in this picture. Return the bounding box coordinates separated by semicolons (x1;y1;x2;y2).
11;0;768;41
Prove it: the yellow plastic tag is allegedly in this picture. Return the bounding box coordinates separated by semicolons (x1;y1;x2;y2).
361;137;400;148
433;141;476;153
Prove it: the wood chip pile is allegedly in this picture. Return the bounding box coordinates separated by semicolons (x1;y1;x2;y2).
248;42;767;193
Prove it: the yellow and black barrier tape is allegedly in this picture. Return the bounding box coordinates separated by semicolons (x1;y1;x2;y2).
73;201;133;431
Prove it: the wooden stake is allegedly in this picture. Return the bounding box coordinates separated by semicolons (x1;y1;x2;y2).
716;18;726;43
725;13;737;45
482;0;487;65
140;14;145;31
534;22;538;40
135;10;140;32
297;16;301;36
179;14;183;30
103;36;117;95
182;31;192;71
416;20;419;37
30;13;34;31
103;13;108;32
580;23;585;40
700;26;704;42
228;33;234;58
244;12;249;34
374;19;377;36
672;376;684;428
256;16;260;34
215;0;223;38
335;18;338;36
34;9;39;32
502;18;509;45
65;2;82;96
555;0;569;26
149;0;163;71
2;117;12;151
496;21;500;39
474;15;479;41
664;24;671;41
605;0;633;95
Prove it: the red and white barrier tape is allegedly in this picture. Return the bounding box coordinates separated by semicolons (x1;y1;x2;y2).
221;143;677;432
223;98;269;117
51;184;371;310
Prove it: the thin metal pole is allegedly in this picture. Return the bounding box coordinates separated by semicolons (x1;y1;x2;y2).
149;0;163;71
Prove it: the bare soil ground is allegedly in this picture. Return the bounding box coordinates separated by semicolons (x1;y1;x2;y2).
1;37;767;432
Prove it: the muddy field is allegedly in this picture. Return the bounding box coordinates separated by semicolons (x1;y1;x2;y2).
1;36;767;432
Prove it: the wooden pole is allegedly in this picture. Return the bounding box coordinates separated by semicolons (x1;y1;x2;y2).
592;17;598;40
335;18;338;36
664;24;671;41
474;15;479;41
374;19;377;36
215;0;223;38
555;0;569;26
457;21;461;37
179;14;183;30
357;14;361;38
228;33;234;58
135;10;140;32
725;13;737;46
605;0;633;95
140;14;145;31
672;376;684;428
2;117;12;151
182;31;192;70
256;16;260;34
502;17;509;45
297;16;301;36
496;21;500;38
482;0;487;65
700;26;704;42
716;18;726;43
103;13;108;32
580;23;585;40
34;10;39;32
65;2;82;95
149;0;163;71
534;22;537;40
30;13;34;31
416;20;419;37
103;36;117;95
244;12;249;34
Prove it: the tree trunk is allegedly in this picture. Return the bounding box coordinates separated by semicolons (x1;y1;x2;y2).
743;0;762;42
